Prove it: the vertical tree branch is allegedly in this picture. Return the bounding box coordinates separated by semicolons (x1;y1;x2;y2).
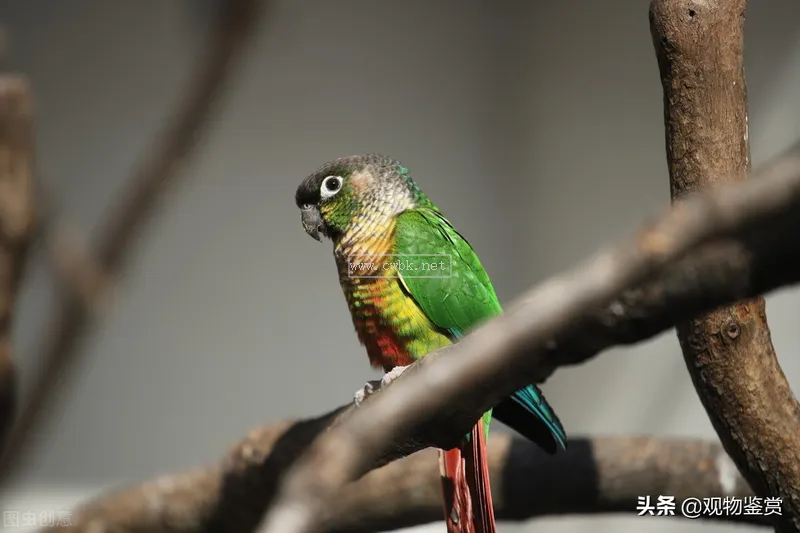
650;1;800;531
0;76;36;448
0;0;263;488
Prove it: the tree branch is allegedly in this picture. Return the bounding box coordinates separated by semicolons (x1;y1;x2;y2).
40;412;767;533
650;1;800;531
0;75;36;448
0;0;263;488
259;140;800;533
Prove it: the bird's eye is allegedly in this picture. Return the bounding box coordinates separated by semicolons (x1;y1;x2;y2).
320;175;343;199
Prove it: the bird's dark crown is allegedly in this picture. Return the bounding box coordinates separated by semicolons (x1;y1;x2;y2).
294;154;404;208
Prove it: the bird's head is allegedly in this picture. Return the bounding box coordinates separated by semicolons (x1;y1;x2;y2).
294;154;429;242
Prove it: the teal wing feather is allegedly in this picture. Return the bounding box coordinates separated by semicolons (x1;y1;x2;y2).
393;207;567;452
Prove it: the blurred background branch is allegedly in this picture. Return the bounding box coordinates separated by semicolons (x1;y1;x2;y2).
0;75;36;449
41;413;768;533
0;0;263;489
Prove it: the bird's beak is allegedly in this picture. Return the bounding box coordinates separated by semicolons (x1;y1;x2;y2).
300;205;323;242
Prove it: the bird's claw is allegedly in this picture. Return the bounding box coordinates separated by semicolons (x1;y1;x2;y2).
380;364;409;388
353;365;410;407
353;380;381;407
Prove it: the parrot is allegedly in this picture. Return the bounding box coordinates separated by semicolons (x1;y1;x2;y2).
295;154;567;533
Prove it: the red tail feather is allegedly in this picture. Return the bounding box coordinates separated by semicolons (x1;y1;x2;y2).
465;423;497;532
438;423;497;533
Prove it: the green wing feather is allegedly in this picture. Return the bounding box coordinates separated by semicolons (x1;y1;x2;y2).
393;207;502;338
393;207;498;435
392;207;567;451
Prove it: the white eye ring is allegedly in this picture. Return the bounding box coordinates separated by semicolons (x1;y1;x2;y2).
320;175;343;199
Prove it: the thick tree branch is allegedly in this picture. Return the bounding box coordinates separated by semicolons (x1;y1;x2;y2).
0;75;36;448
0;0;263;488
259;141;800;533
40;412;766;533
650;1;800;531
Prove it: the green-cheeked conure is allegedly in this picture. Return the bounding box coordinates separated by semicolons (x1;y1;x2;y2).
295;154;567;533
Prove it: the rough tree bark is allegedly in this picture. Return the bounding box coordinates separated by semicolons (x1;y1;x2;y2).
0;76;36;448
258;143;800;533
650;1;800;531
42;413;766;533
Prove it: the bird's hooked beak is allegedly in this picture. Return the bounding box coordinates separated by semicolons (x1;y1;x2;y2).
300;205;324;242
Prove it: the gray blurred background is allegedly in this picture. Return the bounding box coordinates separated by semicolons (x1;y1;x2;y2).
1;1;799;532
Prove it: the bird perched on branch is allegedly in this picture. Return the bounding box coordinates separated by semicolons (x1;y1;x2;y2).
295;154;567;533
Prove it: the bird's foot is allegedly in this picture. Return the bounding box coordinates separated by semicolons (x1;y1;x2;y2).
380;364;409;388
353;380;381;407
353;365;410;407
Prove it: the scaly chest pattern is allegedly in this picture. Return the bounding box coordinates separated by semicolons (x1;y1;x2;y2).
333;217;451;372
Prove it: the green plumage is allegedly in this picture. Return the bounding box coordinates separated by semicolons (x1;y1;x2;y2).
394;207;500;434
395;209;502;335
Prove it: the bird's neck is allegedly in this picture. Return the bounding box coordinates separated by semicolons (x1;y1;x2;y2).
333;212;397;265
333;193;415;259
